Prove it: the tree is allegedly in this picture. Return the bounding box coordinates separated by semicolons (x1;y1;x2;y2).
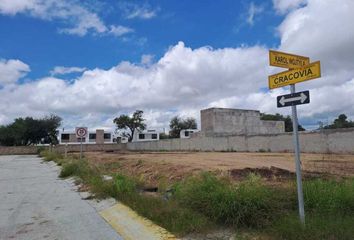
169;116;197;138
0;115;62;146
323;114;354;129
260;113;305;132
113;110;146;142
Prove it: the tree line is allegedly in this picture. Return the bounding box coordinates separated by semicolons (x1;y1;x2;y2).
0;115;61;146
0;111;353;146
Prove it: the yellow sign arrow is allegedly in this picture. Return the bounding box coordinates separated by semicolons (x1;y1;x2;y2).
268;61;321;89
269;50;310;69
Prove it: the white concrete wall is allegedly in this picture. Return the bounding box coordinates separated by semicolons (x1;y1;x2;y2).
127;128;354;154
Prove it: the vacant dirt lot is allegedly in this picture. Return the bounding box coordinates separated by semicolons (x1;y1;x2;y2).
84;151;354;186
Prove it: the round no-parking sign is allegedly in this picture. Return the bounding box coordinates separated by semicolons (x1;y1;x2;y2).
75;127;88;138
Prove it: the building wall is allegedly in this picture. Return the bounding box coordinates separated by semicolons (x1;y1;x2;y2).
201;108;284;136
259;121;285;134
96;129;104;144
68;133;77;143
126;128;354;154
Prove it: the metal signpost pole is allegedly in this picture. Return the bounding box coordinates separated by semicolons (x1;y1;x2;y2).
290;84;305;224
80;137;83;160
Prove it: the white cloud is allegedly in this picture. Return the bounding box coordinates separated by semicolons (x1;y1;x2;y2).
0;0;37;15
109;25;134;37
246;2;264;26
273;0;307;14
0;43;268;128
277;0;354;87
0;0;133;37
50;66;87;76
122;3;157;20
0;59;30;85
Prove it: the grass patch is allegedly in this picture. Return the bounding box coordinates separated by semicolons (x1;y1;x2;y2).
270;213;354;240
173;172;276;228
123;194;211;234
59;162;80;178
303;178;354;214
39;150;63;162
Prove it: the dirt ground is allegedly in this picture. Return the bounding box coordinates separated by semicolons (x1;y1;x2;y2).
84;151;354;186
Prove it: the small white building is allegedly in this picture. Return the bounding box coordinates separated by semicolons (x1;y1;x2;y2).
57;129;114;144
180;129;199;139
132;129;160;142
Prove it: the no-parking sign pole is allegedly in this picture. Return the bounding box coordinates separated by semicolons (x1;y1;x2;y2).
80;137;83;159
75;127;87;160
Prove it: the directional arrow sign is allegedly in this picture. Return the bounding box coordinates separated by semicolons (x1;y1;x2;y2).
277;90;310;108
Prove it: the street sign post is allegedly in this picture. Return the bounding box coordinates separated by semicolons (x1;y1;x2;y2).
277;90;310;108
289;84;305;224
268;61;321;89
269;50;310;69
75;127;87;159
269;50;322;225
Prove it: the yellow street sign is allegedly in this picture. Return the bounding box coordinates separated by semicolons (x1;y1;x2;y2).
268;61;321;89
269;50;310;69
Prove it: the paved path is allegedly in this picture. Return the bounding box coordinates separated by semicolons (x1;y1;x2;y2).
0;155;122;240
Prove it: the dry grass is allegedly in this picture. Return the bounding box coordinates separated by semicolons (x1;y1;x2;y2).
82;151;354;186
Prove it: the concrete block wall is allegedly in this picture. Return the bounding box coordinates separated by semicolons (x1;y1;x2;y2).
0;143;125;155
54;143;124;153
1;128;353;155
127;128;354;154
0;146;40;155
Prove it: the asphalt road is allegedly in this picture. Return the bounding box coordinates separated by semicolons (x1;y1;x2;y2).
0;155;122;240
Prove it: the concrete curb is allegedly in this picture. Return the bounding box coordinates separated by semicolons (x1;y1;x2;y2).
100;202;178;240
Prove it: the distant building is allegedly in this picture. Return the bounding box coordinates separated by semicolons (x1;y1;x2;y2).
132;129;160;142
114;136;129;144
180;129;199;139
201;108;285;136
58;129;113;144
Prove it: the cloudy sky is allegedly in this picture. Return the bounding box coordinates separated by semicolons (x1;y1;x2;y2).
0;0;353;131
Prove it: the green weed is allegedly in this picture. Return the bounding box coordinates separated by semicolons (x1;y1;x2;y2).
40;150;63;162
173;172;275;227
270;213;354;240
303;178;354;214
